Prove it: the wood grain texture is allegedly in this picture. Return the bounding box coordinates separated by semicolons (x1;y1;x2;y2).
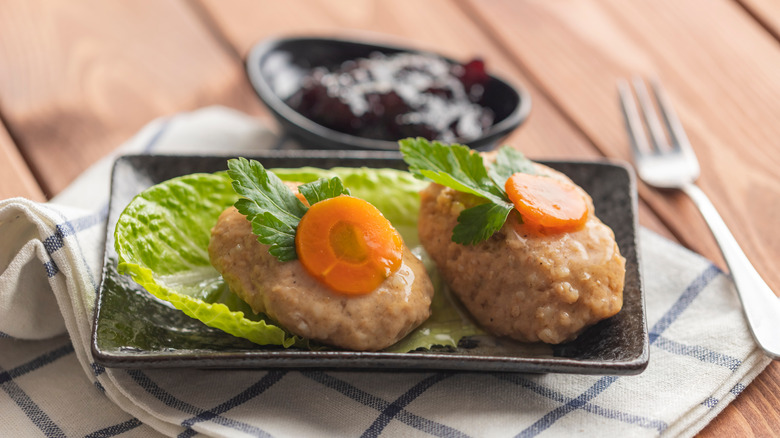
0;0;264;198
461;0;780;436
0;121;45;201
738;0;780;40
0;0;762;434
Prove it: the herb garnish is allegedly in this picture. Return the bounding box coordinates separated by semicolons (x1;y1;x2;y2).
399;138;534;245
227;157;350;262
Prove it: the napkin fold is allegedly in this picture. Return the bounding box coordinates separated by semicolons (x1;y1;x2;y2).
0;107;771;437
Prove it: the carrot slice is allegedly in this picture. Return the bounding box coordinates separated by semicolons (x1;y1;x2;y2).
295;195;403;295
504;172;588;234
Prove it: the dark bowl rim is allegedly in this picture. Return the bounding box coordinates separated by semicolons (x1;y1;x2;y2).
244;35;532;150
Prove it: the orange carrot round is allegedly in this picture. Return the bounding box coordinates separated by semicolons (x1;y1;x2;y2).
295;195;403;295
504;172;588;234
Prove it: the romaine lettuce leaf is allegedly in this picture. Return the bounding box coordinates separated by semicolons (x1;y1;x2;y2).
114;165;482;351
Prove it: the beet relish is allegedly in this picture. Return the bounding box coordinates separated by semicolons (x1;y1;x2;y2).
285;52;494;143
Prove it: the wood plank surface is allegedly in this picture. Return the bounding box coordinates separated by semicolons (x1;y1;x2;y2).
0;0;772;435
739;0;780;40
0;120;45;201
0;0;264;198
460;1;780;436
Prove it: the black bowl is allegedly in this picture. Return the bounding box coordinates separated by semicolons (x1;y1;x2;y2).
245;36;531;150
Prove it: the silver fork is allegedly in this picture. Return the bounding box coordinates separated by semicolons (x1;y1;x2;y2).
619;77;780;359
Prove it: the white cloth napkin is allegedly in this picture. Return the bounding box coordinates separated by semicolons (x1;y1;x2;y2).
0;106;772;437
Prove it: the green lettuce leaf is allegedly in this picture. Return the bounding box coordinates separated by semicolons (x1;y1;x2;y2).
114;165;482;351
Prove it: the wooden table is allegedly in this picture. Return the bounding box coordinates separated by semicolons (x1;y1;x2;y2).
1;1;778;435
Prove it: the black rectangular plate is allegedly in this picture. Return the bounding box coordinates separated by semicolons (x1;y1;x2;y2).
92;150;648;374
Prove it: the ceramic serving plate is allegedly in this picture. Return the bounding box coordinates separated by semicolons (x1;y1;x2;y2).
245;36;531;150
91;151;648;374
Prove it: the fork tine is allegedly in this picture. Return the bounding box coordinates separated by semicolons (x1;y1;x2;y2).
632;76;670;151
648;78;693;153
617;79;652;157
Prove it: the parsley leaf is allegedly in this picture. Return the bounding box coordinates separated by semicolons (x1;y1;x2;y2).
452;202;514;245
488;146;536;187
400;138;506;204
228;157;307;261
298;177;350;206
400;138;534;245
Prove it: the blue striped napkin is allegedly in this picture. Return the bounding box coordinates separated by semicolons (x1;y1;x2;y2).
0;107;771;437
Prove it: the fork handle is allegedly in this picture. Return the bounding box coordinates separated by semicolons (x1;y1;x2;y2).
682;183;780;359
